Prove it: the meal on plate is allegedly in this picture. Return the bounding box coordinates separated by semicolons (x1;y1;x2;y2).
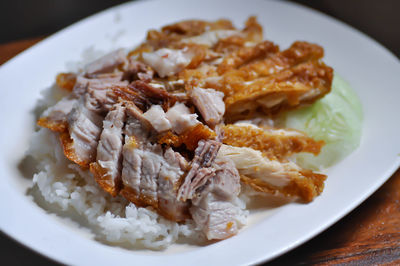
28;16;362;249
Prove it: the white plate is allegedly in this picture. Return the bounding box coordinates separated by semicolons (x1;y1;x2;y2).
1;0;400;265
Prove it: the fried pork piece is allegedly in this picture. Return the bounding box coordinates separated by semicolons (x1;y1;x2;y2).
142;105;172;133
39;75;129;168
142;48;194;78
217;145;326;202
216;40;279;74
122;59;154;82
201;41;325;95
224;60;333;122
84;80;129;114
177;140;246;240
189;87;225;127
120;103;190;221
131;17;263;77
190;157;245;240
37;96;78;132
234;41;324;81
111;80;177;111
90;103;126;196
37;76;90;132
212;16;264;53
222;123;324;160
130;19;236;54
177;140;222;201
158;124;217;151
60;101;103;167
38;75;127;132
157;147;190;221
165;102;200;134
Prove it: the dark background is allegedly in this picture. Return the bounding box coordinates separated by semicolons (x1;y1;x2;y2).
1;0;399;57
1;0;399;265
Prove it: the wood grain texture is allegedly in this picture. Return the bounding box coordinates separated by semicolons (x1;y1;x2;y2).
1;37;400;266
0;37;43;65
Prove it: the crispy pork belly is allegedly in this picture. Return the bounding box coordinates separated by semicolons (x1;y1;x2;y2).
122;59;154;82
217;40;279;74
121;143;190;221
120;104;158;206
182;30;239;47
38;76;127;131
84;48;126;75
222;124;324;160
37;76;91;131
157;123;217;151
177;140;222;201
129;80;175;108
37;96;78;132
85;87;115;114
233;41;325;81
142;48;193;78
129;19;235;53
217;145;326;202
212;16;263;54
79;78;128;115
111;80;176;112
177;140;245;239
84;79;128;114
190;192;246;240
162;19;235;39
143;105;172;133
138;144;164;207
224;60;333;122
120;104;190;221
158;148;190;221
165;102;200;134
189;87;225;127
90;103;126;196
124;103;153;143
61;102;103;167
71;76;91;96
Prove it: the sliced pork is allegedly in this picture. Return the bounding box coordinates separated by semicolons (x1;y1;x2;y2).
60;101;103;167
120;103;190;221
176;139;245;240
90;103;126;196
190;157;245;240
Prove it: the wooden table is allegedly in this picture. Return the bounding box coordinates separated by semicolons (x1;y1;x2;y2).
1;38;400;265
